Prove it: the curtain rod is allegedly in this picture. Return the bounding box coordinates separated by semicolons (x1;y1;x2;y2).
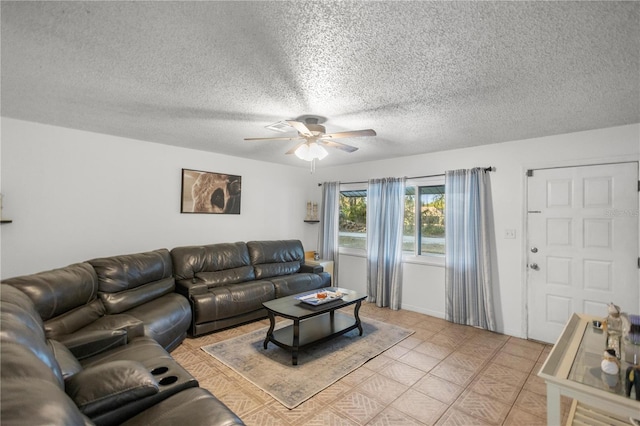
317;166;493;186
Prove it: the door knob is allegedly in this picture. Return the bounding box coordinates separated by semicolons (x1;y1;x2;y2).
531;247;538;253
530;263;539;270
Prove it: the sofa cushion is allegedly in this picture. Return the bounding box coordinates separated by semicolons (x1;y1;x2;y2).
79;336;173;368
1;341;64;389
124;293;192;351
98;277;175;314
89;249;173;293
0;283;45;325
269;273;330;298
171;242;255;285
191;281;274;324
70;313;145;340
44;298;106;339
247;240;304;279
58;329;129;361
194;266;255;288
0;286;47;340
1;379;91;426
3;262;99;321
0;306;64;385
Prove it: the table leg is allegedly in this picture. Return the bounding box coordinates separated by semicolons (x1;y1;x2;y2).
354;300;363;336
546;383;562;426
292;319;300;365
263;311;275;349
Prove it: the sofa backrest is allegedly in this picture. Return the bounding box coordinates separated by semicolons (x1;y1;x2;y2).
170;242;256;287
0;281;46;332
246;240;305;280
2;263;104;339
0;284;93;425
88;249;175;314
0;284;64;387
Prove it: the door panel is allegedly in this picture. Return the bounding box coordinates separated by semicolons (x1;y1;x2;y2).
527;162;638;343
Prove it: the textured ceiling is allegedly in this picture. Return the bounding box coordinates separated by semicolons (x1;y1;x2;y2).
2;1;639;168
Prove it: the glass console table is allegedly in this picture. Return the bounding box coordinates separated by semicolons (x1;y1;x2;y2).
538;314;640;426
538;313;639;425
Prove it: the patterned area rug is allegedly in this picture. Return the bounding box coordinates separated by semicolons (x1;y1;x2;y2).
201;313;413;409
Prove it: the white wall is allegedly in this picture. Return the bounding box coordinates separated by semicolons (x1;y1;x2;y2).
3;118;638;339
0;118;318;278
309;124;640;338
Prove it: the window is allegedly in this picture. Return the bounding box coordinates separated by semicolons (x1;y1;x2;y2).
403;185;445;256
338;189;367;250
338;181;445;257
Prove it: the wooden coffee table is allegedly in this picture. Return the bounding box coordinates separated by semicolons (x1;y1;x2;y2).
262;287;367;365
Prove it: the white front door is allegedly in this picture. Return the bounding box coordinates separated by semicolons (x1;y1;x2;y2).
527;162;638;344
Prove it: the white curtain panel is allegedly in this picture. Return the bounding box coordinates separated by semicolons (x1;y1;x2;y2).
445;168;496;331
318;182;340;286
366;177;406;310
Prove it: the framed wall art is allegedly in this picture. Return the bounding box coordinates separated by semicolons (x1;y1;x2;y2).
180;168;242;214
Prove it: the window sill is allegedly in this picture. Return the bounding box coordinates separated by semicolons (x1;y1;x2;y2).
402;254;445;267
338;247;366;258
338;248;445;267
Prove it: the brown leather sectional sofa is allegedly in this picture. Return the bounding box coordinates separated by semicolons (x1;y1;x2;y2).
171;240;331;336
1;239;329;425
0;283;243;426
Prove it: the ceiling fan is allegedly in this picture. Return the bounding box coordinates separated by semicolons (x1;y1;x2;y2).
244;117;376;161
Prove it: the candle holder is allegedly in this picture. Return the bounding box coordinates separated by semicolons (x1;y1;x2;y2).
305;201;312;221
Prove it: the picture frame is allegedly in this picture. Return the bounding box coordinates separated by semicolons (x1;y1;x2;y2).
180;168;241;214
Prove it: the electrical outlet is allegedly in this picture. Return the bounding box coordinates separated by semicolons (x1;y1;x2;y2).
504;229;516;239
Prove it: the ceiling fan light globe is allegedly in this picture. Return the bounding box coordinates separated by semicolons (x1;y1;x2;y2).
309;143;328;160
294;142;328;161
294;144;310;160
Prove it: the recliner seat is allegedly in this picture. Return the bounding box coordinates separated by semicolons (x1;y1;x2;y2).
88;249;191;351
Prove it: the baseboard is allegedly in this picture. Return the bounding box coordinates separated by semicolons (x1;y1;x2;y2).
400;303;527;340
399;303;445;319
500;326;527;339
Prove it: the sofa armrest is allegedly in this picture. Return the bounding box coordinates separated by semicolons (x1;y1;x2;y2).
82;313;145;340
300;264;324;274
66;360;159;419
175;279;209;297
59;329;128;360
48;339;83;380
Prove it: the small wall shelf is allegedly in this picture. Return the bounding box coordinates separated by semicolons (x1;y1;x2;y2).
1;219;13;224
304;220;320;223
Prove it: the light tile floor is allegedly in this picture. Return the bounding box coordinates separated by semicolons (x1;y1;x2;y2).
171;303;571;425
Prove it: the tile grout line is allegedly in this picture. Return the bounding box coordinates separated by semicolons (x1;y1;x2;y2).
177;304;553;426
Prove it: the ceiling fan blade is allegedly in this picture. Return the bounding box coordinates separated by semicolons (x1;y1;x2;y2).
319;139;359;153
244;136;304;141
286;120;313;137
285;142;306;155
322;129;376;139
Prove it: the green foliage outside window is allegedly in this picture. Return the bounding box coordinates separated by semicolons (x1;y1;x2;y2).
339;192;367;249
338;185;445;254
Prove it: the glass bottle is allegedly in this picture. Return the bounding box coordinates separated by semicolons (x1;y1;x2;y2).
606;303;622;359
